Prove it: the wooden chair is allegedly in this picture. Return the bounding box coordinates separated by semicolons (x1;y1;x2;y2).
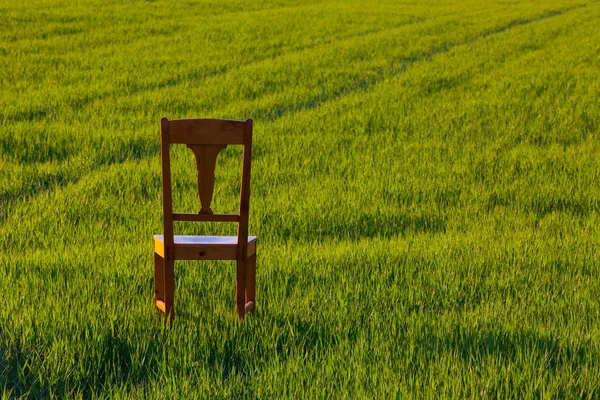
153;117;256;321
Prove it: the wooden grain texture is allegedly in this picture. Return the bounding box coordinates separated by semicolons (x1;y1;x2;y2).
187;144;227;214
160;117;175;323
154;252;164;304
164;258;175;323
153;235;256;261
244;253;256;316
172;213;239;222
236;259;247;319
169;119;245;145
236;119;253;263
160;118;175;260
246;253;256;307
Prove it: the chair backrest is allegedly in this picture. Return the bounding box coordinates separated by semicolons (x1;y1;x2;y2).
159;117;253;261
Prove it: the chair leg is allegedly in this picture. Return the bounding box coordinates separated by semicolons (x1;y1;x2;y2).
164;258;175;323
154;252;164;304
236;259;247;320
245;253;256;313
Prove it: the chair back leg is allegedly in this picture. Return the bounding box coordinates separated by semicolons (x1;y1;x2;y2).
164;258;175;322
245;254;256;312
236;260;247;319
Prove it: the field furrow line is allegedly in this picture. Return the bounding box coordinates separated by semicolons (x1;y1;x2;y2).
0;13;440;123
0;1;595;228
0;2;521;124
2;2;598;239
244;3;591;122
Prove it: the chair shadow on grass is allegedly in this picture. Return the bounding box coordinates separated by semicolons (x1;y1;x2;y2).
175;309;337;382
417;325;594;372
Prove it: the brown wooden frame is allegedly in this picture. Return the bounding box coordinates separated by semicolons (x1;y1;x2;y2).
153;117;256;322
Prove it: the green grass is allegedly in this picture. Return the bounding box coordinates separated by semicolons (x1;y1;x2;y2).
1;0;600;397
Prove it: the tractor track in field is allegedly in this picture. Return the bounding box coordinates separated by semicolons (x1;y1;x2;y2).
0;1;595;226
228;2;592;122
3;2;590;125
1;16;427;124
0;2;536;124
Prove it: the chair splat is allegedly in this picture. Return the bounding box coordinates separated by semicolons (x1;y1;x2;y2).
187;144;227;214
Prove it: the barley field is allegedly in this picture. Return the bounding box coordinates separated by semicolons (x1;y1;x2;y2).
1;0;600;397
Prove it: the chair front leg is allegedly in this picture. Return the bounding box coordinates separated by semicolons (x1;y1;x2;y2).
154;252;165;304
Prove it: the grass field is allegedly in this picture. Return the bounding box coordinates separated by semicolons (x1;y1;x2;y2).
2;0;600;397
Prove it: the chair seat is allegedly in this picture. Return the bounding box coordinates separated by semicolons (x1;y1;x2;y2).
154;235;256;260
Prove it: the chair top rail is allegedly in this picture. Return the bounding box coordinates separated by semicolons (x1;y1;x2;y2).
166;118;247;145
